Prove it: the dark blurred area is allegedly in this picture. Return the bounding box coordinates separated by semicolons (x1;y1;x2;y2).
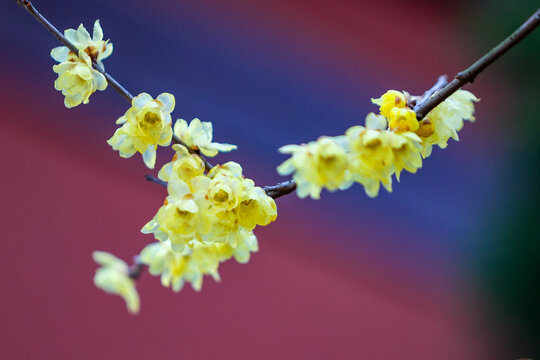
466;0;540;356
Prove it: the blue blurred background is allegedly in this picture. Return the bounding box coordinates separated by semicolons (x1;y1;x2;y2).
1;0;539;358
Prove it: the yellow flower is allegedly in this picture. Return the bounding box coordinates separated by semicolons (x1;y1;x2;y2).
236;179;277;230
387;131;423;180
51;50;107;108
216;227;259;264
173;118;237;157
372;90;407;118
108;92;175;168
53;20;113;68
365;112;388;130
142;178;204;253
140;228;259;292
191;161;245;214
158;144;205;184
277;137;352;199
93;251;140;314
388;107;419;132
346;125;394;197
140;240;221;292
193;175;242;214
416;90;479;157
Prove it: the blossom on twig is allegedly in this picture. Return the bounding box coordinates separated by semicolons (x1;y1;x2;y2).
108;92;175;168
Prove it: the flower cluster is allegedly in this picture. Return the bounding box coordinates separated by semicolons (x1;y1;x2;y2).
174;118;237;157
139;229;258;292
130;144;275;294
51;20;112;107
278;89;478;198
142;145;277;251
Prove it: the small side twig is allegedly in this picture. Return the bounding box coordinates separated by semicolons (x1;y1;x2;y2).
262;180;297;199
145;174;167;187
127;255;146;280
146;174;296;200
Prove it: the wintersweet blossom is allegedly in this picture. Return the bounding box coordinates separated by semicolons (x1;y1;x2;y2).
140;227;259;293
173;118;237;157
277;137;353;199
416;90;479;157
108;92;175;168
387;131;423;180
51;49;107;108
140;240;222;292
236;179;278;230
57;20;113;67
388;107;419;132
372;90;408;118
217;227;260;264
142;178;204;253
345;125;394;197
158;144;206;184
93;251;140;314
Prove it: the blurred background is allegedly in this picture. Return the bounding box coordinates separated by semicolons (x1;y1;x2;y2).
1;0;539;358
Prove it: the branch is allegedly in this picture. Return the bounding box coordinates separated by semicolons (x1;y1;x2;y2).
265;8;540;197
414;8;540;119
17;1;540;201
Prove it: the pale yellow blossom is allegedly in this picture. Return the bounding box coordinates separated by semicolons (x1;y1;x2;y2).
417;90;479;157
140;240;221;292
236;179;277;230
108;92;175;168
52;20;113;68
142;178;206;253
372;90;407;119
387;131;423;180
215;227;259;264
388;107;419;132
93;251;140;314
346;125;394;197
158;144;205;184
173;118;237;157
277;137;353;199
52;50;107;108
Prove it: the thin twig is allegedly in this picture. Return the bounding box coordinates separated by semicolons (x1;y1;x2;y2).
145;174;167;187
127;255;146;280
414;8;540;120
145;174;296;200
262;180;297;199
